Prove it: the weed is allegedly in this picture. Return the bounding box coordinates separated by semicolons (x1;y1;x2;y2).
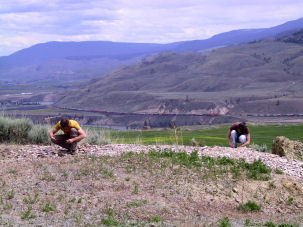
125;177;130;181
3;203;12;210
23;192;39;204
268;181;276;189
7;169;17;174
64;204;71;215
58;194;64;201
100;167;114;179
41;201;55;212
264;222;276;227
242;160;271;180
149;216;163;223
126;200;147;208
218;217;231;227
125;167;132;173
21;206;36;220
238;201;261;212
101;205;119;226
244;219;252;226
6;190;14;200
275;169;283;174
100;217;119;226
287;196;294;205
230;165;241;179
217;157;235;165
133;182;139;194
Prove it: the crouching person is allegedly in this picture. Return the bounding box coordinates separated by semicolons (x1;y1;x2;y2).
49;119;86;155
226;122;250;148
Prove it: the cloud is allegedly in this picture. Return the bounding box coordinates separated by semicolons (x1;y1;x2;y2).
0;0;303;55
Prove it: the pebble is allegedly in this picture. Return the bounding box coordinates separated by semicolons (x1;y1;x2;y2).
3;143;303;180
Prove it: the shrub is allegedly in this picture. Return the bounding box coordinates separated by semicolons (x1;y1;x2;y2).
238;201;261;212
85;129;111;145
0;117;10;142
219;217;231;227
241;159;272;180
0;117;33;143
28;125;51;144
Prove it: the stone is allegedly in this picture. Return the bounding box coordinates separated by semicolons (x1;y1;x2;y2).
272;136;303;161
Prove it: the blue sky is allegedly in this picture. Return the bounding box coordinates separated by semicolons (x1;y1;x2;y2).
0;0;302;56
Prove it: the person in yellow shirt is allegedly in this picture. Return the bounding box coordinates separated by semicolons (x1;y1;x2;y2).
49;119;86;155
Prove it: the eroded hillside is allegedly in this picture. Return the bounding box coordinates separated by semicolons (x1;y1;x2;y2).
57;30;303;117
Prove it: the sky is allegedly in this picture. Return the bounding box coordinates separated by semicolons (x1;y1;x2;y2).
0;0;303;56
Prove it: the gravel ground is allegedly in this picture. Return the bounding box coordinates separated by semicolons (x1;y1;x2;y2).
8;143;303;180
0;143;303;226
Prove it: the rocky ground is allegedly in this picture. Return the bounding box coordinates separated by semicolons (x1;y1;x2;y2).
0;143;302;226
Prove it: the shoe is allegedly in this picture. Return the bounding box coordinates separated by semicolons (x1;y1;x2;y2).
68;150;76;155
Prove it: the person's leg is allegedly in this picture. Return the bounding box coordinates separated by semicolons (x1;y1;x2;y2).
53;134;70;149
239;135;247;145
68;128;79;153
230;130;238;148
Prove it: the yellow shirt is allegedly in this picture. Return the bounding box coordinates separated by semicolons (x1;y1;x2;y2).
55;120;81;134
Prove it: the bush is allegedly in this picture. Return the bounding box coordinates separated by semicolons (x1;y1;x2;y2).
28;125;51;145
0;117;33;143
0;117;11;142
85;129;111;145
238;201;261;212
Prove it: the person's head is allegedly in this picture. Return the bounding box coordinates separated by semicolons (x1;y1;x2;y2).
60;119;69;128
238;122;246;133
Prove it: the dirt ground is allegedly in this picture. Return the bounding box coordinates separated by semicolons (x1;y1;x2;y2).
0;144;302;226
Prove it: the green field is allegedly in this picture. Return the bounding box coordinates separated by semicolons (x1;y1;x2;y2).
98;124;303;150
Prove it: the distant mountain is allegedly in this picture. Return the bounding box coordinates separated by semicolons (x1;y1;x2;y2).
0;17;303;84
174;17;303;52
56;30;303;116
0;41;180;83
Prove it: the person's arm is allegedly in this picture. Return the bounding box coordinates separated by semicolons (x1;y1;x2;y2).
226;129;233;148
49;128;59;142
239;133;250;148
66;129;86;144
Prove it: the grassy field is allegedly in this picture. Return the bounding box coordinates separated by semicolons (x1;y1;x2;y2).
97;124;303;150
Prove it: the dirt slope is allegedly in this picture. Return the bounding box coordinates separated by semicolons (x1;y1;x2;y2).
0;144;302;226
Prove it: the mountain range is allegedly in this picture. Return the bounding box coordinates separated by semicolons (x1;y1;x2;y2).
56;29;303;117
1;17;303;84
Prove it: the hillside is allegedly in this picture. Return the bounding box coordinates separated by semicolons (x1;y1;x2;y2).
56;30;303;117
1;17;303;84
0;143;302;226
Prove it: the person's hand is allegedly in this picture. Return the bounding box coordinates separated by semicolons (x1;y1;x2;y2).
50;136;56;142
229;142;233;148
66;138;74;144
